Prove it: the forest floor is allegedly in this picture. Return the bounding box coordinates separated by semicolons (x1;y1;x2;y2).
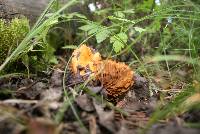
0;60;199;134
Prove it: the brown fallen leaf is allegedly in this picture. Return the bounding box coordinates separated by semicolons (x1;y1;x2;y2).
41;70;63;101
93;99;117;133
75;94;95;112
28;118;58;134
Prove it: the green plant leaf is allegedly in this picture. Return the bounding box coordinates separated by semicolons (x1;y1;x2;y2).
43;44;58;64
118;32;128;42
113;40;124;53
95;29;110;43
88;26;99;35
80;22;111;43
134;27;146;33
79;23;97;32
114;11;125;18
110;32;128;53
79;23;100;36
79;24;93;31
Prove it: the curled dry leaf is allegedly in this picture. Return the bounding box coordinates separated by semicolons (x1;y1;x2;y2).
75;94;95;112
41;70;63;101
93;99;117;133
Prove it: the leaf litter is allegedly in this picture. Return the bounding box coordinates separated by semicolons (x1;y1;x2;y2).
0;63;200;134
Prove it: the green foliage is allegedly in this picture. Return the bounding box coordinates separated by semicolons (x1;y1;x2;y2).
79;20;132;53
43;43;58;64
0;0;78;71
136;0;155;12
110;32;128;53
79;22;111;44
0;18;30;65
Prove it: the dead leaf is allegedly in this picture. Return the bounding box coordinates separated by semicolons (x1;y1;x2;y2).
75;94;95;112
93;99;117;133
28;118;58;134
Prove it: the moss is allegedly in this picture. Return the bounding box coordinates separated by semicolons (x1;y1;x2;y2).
0;18;30;65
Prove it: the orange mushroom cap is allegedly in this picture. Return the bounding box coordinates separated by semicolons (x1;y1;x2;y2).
71;44;101;76
70;44;134;102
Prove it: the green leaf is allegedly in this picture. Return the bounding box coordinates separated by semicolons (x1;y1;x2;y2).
79;23;99;35
49;55;58;64
95;29;110;43
80;23;111;43
134;27;146;33
114;11;125;18
118;32;128;42
137;0;154;12
88;26;99;35
110;32;128;53
43;44;58;64
110;32;128;43
79;24;93;31
113;41;124;53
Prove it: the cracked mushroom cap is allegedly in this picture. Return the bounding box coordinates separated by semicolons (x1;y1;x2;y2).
95;60;134;101
71;44;101;76
70;45;134;102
